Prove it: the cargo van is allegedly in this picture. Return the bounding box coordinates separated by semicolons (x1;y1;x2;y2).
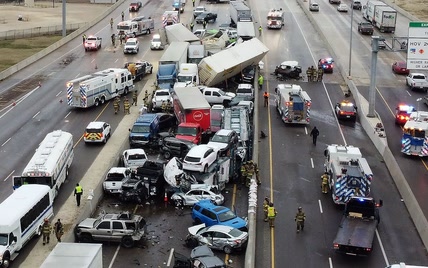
129;113;160;147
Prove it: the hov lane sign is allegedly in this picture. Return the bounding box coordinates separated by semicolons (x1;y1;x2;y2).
407;22;428;70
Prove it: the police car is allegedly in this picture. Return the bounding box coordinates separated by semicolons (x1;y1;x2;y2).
318;57;334;73
395;104;416;125
335;100;357;121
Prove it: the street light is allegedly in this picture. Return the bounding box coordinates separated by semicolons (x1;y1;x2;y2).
348;4;354;77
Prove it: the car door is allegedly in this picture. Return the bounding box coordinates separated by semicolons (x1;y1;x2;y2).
111;221;126;242
201;207;218;226
186;189;202;205
93;221;112;241
212;91;221;104
204;90;213;103
204;148;216;166
211;231;228;250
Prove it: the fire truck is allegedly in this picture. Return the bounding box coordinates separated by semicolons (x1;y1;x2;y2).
66;68;134;108
324;144;373;205
275;84;311;124
267;9;284;29
401;111;428;157
117;18;154;37
162;11;180;28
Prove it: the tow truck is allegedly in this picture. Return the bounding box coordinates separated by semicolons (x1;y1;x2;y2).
335;100;357;121
395;104;415;125
84;35;102;51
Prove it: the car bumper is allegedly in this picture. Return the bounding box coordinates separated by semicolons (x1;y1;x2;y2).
124;49;138;54
338;113;356;120
84;138;105;143
182;163;204;172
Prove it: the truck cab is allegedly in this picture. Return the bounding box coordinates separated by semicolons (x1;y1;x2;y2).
176;122;203;144
129;113;160;147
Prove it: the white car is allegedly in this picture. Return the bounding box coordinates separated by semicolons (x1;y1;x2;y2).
193;6;207;18
121;149;148;171
309;3;319;11
183;145;218;173
84;35;102;51
193;29;206;37
236;84;255;101
150;34;164;50
152;89;173;110
202;87;236;105
124;38;139;54
84;121;111;144
337;3;348;12
170;184;224;206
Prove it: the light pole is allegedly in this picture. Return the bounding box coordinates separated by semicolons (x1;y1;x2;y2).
416;98;422;119
348;5;354;77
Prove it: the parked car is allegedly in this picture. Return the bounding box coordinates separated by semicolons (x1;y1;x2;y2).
207;129;238;156
75;211;147;248
309;3;319;11
84;121;111;144
170;184;224;206
160;137;195;159
183;145;218;173
192;200;248;231
392;61;409;75
185;224;248;254
337;3;348;12
195;12;217;24
103;167;131;194
193;6;207;18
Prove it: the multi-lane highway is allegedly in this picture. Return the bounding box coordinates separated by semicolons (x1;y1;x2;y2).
0;0;427;267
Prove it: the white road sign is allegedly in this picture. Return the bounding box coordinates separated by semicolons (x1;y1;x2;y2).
407;22;428;70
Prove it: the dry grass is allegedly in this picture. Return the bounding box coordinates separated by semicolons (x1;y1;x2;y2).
0;35;62;72
395;0;428;21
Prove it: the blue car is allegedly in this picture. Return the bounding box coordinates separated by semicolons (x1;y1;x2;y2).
192;200;248;231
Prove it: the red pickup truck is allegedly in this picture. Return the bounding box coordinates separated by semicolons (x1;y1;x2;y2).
129;2;141;12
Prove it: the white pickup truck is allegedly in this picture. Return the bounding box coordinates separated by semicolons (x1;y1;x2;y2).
202;87;236;105
406;73;428;92
152;89;173;111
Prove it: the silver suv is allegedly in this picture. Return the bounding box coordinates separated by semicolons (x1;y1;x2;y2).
75;212;147;248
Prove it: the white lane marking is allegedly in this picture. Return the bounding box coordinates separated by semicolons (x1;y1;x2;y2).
318;200;323;214
406;91;411;96
311;158;314;168
91;59;95;63
75;73;80;78
329;257;333;268
108;244;121;268
376;229;389;266
1;138;11;147
56;91;62;97
47;72;55;76
0;86;40;118
65;111;72;119
305;127;308;135
33;111;40;119
167;248;175;266
3;170;15;182
115;58;119;63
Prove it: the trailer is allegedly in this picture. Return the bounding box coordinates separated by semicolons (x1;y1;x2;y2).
362;0;386;22
275;84;311;124
198;38;269;87
373;5;397;33
67;68;134;108
237;21;256;40
165;24;200;43
229;0;252;27
41;243;102;268
159;41;190;71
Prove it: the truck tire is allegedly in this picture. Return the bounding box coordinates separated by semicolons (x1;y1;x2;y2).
147;29;151;34
163;151;172;159
121;236;134;248
94;98;100;107
2;254;10;268
101;96;106;105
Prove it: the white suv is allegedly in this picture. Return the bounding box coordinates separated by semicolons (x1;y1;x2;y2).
84;121;111;144
152;89;173;110
150;34;164;50
124;38;139;54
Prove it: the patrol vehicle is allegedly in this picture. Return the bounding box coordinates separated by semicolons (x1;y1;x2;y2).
324;144;373;205
401;111;428;157
335;100;357;121
275;84;311;124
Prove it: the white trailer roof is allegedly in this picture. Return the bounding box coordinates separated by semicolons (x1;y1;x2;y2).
165;24;200;42
159;41;190;63
41;243;102;268
173;87;211;110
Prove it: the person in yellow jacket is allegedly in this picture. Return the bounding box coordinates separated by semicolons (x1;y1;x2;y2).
295;207;306;233
240;162;247;185
321;172;329;194
267;202;277;227
123;98;131;114
132;90;138;106
42;218;52;245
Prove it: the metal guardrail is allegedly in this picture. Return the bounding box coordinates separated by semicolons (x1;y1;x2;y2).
0;23;87;40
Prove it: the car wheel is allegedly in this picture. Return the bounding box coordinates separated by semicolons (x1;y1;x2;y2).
79;233;93;243
121;236;134;248
147;29;151;34
164;151;172;159
223;245;233;254
149;67;153;74
101;96;106;104
37;226;42;236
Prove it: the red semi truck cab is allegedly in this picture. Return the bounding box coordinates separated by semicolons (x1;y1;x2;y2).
173;87;212;144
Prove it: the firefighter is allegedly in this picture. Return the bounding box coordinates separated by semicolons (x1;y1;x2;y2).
203;20;207;30
267;202;277;227
263;91;269;107
240;162;248;185
166;99;172;113
263;197;270;222
246;160;254;187
82;34;87;44
321;172;329;194
161;100;167;113
306;67;312;82
111;33;116;46
113;97;120;114
317;66;324;82
310;66;316;82
144;90;149;103
295;207;306;233
132;90;138;106
254;162;261;185
258;25;262;36
121;11;125;21
110;17;114;29
123;97;131;114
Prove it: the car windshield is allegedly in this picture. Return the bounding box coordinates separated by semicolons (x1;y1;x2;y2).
156;91;170;96
176;126;197;136
341;105;355;112
128;154;147;160
127;41;137;46
87;37;97;41
413;75;426;80
0;234;8;246
106;173;125;181
132;125;150;133
218;210;237;222
184;156;201;162
86;128;102;133
211;135;229;143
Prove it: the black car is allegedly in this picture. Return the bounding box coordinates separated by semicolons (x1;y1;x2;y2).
120;178;145;203
274;61;302;79
157;113;177;131
240;65;256;84
160;137;195;159
195;12;218;24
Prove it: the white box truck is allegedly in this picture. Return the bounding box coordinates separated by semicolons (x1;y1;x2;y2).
362;0;386;22
40;243;102;268
159;41;190;72
373;5;397;33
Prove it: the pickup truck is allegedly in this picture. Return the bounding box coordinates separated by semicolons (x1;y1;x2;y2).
202;87;236;105
357;22;374;35
333;196;382;256
406;73;428;92
129;1;142;12
84;35;102;51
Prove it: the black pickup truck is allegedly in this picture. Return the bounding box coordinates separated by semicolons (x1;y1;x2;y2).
358;22;374;35
333;196;382;256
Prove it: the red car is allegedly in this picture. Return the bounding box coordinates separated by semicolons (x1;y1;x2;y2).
392;61;409;75
318;58;334;73
395;104;415;125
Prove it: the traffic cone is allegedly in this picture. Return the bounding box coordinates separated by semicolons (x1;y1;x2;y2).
164;192;168;203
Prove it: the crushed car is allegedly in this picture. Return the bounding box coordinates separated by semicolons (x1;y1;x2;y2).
274;61;302;79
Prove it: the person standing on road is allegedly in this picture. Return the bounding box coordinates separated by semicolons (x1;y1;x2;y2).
310;66;316;82
110;17;114;29
82;34;87;44
111;33;116;46
203;20;207;29
74;183;83;207
258;74;264;90
263;197;270;222
306;67;312;82
317;66;324;82
53;219;64;243
263;91;269;107
321;172;329;194
258;25;262;36
190;22;194;32
124;97;131;114
42;218;52;245
132;90;138;106
121;11;125;21
267;202;277;227
295;207;306;233
192;0;195;7
310;126;319;146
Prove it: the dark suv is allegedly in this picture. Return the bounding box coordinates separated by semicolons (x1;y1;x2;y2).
160;137;195;159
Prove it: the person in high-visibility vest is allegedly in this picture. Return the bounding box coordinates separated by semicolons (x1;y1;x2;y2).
132;90;138;106
321;172;329;194
263;91;269;107
263;197;270;222
295;207;306;233
74;183;83;207
240;162;248;185
267;202;277;227
258;74;264;90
